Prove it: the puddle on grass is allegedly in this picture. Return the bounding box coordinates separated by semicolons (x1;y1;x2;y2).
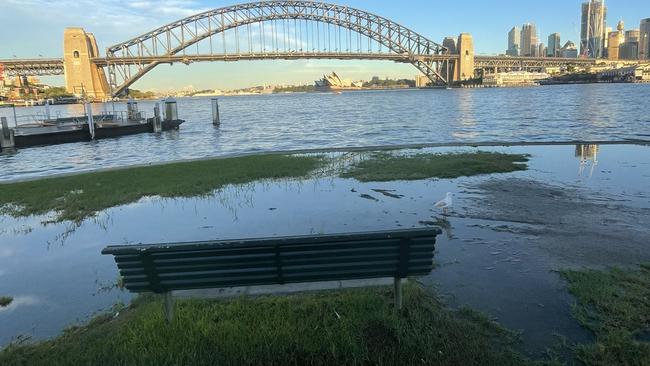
0;144;649;357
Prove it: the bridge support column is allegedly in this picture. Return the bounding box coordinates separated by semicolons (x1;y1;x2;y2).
211;98;220;126
456;33;475;82
64;28;110;101
0;117;15;150
164;98;178;121
153;103;162;133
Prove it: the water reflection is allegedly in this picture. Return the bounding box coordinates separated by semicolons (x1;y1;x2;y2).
452;90;479;139
576;144;600;178
0;296;39;314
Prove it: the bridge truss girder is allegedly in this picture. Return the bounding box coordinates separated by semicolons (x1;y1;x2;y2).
0;59;65;77
105;1;450;96
474;56;597;71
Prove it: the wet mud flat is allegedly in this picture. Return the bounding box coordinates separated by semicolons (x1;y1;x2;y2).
424;145;650;356
463;178;650;267
0;144;649;357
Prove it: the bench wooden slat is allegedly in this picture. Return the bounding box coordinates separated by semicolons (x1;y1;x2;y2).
101;228;438;255
117;240;401;263
103;229;442;309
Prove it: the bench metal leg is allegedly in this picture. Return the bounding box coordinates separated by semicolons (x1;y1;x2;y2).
164;291;174;323
394;278;403;310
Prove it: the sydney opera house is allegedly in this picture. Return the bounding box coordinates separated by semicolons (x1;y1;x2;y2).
314;72;364;91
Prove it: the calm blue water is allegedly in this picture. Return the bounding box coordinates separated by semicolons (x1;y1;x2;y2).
1;83;649;181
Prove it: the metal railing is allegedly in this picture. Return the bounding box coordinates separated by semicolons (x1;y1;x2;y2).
6;110;149;129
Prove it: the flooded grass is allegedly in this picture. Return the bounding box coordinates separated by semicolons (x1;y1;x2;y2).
340;152;529;182
561;264;650;365
0;154;323;223
0;283;550;366
0;297;12;307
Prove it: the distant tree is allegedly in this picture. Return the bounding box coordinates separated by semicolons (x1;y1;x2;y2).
41;87;73;99
127;89;156;99
273;85;316;93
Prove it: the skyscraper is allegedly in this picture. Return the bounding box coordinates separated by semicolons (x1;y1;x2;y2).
640;18;650;59
548;33;561;57
620;29;640;60
607;21;625;60
507;27;520;56
626;29;641;43
520;23;538;57
581;0;607;58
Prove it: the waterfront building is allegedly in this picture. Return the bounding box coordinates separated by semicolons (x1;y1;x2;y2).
507;27;520;56
482;71;549;87
560;41;579;58
443;37;457;54
618;29;641;60
548;33;561;57
597;64;650;82
619;41;639;60
626;29;641;43
604;26;612;54
607;21;625;60
619;29;640;60
314;72;363;91
520;23;538;57
538;43;547;58
640;18;650;59
580;0;607;58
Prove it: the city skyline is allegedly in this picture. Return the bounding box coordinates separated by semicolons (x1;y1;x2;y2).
1;0;649;90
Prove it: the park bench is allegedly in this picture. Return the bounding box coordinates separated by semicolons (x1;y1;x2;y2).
102;228;441;322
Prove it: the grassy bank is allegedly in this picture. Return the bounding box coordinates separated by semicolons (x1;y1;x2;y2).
0;297;12;307
0;154;323;223
0;283;544;366
0;151;530;223
340;152;529;182
561;264;650;365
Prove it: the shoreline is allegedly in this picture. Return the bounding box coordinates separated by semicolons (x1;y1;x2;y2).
4;81;649;107
2;140;648;184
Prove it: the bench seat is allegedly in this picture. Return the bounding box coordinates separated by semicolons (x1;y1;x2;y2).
102;228;441;320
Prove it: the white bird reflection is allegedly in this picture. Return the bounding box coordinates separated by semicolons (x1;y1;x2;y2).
576;144;600;178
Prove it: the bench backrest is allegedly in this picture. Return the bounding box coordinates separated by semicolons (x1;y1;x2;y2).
102;228;441;294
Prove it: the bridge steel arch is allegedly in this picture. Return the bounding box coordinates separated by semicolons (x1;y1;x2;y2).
105;1;450;96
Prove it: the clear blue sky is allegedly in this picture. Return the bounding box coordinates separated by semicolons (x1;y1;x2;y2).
1;0;649;90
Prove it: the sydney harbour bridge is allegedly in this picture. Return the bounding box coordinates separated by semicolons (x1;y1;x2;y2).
0;1;599;99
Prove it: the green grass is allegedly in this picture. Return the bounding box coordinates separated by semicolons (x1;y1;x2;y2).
561;264;650;366
0;296;13;307
340;152;529;182
0;283;544;366
0;154;323;223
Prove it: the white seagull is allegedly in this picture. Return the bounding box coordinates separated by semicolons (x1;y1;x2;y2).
435;192;454;215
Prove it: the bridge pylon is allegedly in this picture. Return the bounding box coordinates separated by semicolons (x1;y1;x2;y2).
455;33;475;82
63;28;110;101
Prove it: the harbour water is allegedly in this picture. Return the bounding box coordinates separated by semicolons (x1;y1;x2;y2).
1;84;650;356
1;83;649;182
